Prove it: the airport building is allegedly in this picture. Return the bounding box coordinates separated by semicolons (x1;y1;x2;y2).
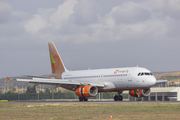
128;87;180;101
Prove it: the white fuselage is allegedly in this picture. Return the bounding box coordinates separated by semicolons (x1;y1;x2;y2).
61;67;156;92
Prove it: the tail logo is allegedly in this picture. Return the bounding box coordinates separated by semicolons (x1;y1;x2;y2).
50;54;60;70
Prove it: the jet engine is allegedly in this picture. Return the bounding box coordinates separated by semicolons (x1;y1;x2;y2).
129;88;151;97
75;85;98;97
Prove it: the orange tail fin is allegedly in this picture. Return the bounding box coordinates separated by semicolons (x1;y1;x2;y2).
48;42;68;75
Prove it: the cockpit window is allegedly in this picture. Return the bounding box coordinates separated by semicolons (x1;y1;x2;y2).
145;73;150;75
137;72;153;76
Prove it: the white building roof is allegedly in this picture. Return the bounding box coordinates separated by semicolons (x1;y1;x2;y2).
151;87;180;92
123;87;180;93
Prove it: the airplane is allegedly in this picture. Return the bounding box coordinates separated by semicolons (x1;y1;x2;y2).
15;42;167;101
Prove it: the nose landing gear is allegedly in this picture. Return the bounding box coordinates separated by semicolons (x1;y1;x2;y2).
136;97;142;101
114;91;123;101
136;89;142;101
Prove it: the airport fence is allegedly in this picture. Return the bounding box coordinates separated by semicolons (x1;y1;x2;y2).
0;92;128;100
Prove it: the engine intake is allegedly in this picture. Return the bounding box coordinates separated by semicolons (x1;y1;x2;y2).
75;85;98;97
129;88;151;97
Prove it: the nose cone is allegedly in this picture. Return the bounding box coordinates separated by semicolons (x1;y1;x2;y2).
149;76;156;86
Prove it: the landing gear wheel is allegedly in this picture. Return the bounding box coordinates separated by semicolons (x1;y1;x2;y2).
114;95;123;101
79;97;88;102
79;97;84;101
119;95;123;101
136;97;142;101
114;95;119;101
84;98;88;101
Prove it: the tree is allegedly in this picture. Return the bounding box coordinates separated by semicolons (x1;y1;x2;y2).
12;88;16;93
0;89;2;94
6;90;13;94
50;85;56;91
39;90;44;94
6;88;16;94
45;88;50;94
26;85;37;93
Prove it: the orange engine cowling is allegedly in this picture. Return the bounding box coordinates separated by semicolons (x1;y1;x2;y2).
129;89;151;97
75;85;98;97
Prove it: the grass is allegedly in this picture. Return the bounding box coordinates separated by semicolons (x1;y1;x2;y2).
0;102;180;120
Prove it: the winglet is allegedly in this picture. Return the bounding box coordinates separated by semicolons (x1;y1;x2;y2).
7;77;10;82
163;78;166;80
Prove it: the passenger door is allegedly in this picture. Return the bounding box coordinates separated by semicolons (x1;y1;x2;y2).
127;69;135;87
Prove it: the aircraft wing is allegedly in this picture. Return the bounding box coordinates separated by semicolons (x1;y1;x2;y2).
156;80;168;84
21;75;49;78
16;78;105;88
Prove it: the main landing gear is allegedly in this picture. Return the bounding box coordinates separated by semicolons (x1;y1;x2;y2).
114;91;123;101
79;97;88;101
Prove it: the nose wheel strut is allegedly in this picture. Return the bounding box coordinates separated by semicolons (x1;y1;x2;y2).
136;89;142;101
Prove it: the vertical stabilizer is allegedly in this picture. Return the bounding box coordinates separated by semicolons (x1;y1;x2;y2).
48;42;67;75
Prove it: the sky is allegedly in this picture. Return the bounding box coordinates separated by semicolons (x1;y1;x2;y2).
1;0;180;78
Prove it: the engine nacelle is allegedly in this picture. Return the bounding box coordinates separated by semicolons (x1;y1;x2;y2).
75;85;98;97
129;88;151;97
